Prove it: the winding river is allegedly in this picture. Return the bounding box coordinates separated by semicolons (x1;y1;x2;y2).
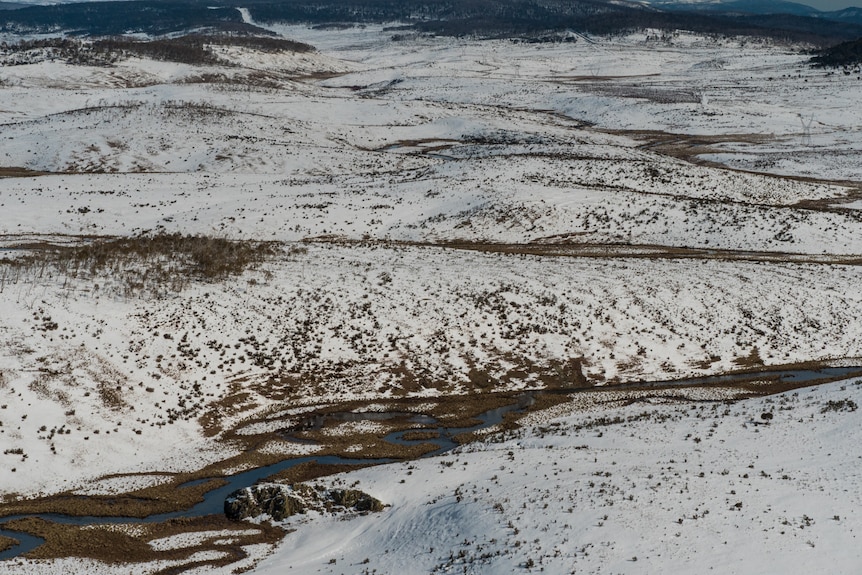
0;392;536;559
2;365;861;560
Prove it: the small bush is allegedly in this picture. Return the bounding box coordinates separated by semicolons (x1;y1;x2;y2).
821;398;858;413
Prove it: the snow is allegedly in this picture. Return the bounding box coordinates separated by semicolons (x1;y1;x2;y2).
72;474;174;496
0;20;861;575
254;377;862;575
320;420;387;437
148;529;259;551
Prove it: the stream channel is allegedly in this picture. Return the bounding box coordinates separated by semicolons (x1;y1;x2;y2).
0;393;536;560
2;365;861;560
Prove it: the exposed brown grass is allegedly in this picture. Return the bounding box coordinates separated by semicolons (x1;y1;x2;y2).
400;430;440;441
734;347;764;369
56;234;279;280
0;479;226;520
0;535;18;553
0;167;49;178
3;35;314;68
4;515;282;568
607;128;862;200
2;233;281;297
264;461;380;485
295;432;439;460
303;237;862;266
576;360;862;401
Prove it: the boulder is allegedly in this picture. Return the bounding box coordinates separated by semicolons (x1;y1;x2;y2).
225;482;385;521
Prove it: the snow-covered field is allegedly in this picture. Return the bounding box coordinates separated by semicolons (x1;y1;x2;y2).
5;377;861;574
253;377;862;575
4;242;862;497
1;21;862;575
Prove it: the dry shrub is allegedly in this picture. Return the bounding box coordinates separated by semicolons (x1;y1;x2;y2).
1;234;281;297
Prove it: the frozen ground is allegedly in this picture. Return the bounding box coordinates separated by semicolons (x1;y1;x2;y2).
3;242;862;496
5;377;861;574
1;22;861;575
251;376;862;575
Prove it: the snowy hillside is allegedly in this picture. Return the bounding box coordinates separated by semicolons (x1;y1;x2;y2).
253;377;862;575
0;22;861;575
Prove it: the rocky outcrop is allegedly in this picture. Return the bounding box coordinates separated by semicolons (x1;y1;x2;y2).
225;482;385;521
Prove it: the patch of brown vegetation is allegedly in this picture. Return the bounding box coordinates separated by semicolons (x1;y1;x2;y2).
734;347;764;369
296;432;439;460
400;430;440;441
0;479;227;520
0;167;49;178
690;355;721;370
372;138;458;154
304;237;862;266
0;535;18;553
264;461;380;485
3;514;282;571
594;360;862;400
3;233;281;299
425;393;519;428
199;380;262;438
610;128;862;200
733;375;861;398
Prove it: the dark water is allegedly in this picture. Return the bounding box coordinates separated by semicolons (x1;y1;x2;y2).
0;393;534;560
2;365;859;560
0;529;44;561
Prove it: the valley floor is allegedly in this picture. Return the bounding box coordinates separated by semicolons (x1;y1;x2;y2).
0;22;861;575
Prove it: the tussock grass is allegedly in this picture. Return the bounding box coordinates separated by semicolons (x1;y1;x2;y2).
0;535;18;553
0;233;281;297
3;515;282;566
265;461;379;486
0;478;228;520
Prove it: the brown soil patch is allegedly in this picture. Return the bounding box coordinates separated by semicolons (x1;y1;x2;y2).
373;138;458;153
584;360;862;400
551;73;661;83
733;347;764;369
292;431;439;460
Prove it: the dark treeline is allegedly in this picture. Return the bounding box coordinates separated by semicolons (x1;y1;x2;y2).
1;0;861;46
0;1;245;36
244;0;862;45
97;34;314;63
811;37;862;66
0;34;315;66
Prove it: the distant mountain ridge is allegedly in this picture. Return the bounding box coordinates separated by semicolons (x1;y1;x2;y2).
828;6;862;23
0;0;860;44
651;0;820;16
650;0;862;24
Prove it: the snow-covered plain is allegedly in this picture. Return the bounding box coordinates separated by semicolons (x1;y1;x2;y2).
1;22;862;575
253;378;862;575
